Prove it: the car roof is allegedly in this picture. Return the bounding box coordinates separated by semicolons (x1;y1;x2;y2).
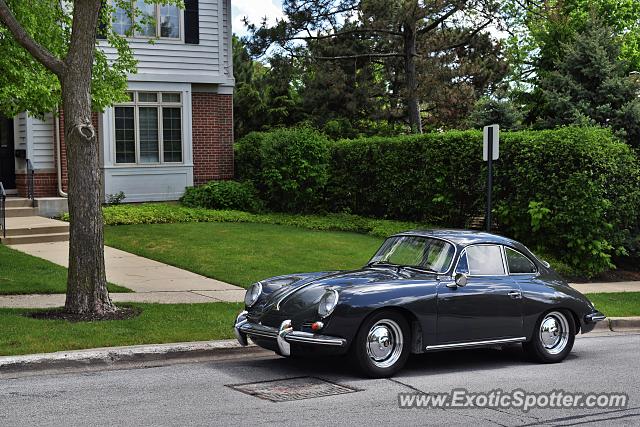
392;229;522;248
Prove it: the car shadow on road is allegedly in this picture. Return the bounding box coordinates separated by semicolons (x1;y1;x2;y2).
212;343;579;383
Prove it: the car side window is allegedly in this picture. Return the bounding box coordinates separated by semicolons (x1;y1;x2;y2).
465;245;505;275
456;251;469;274
505;247;537;274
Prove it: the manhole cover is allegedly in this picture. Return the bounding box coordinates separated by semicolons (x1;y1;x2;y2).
226;376;360;402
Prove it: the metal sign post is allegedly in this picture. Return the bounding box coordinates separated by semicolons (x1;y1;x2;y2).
483;124;499;232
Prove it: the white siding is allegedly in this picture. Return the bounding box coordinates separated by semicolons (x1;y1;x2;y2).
14;113;26;149
100;0;234;85
30;114;55;170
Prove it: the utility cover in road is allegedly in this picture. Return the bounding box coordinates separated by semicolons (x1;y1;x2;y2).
227;376;360;402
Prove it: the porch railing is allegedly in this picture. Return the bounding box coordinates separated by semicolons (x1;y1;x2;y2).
0;181;6;239
26;158;35;206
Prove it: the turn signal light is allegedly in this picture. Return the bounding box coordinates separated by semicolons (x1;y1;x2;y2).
311;321;324;331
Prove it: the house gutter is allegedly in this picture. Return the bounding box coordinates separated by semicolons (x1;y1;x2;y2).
54;108;68;198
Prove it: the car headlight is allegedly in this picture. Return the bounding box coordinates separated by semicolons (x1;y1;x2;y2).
318;289;339;318
244;282;262;307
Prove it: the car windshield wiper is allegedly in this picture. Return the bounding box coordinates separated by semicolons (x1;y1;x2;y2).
367;261;398;269
399;265;439;274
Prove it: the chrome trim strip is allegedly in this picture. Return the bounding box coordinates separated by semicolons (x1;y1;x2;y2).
425;337;527;351
285;332;346;347
237;321;347;347
585;313;606;323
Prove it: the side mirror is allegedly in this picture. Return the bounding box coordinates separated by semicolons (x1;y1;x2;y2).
454;272;468;287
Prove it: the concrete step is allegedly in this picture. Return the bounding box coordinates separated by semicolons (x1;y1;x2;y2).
4;207;37;218
0;232;69;245
4;198;33;208
4;224;69;237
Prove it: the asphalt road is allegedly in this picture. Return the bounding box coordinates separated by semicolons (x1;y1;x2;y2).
1;332;639;426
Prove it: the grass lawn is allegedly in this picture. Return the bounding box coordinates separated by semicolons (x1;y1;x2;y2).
0;245;131;294
105;222;383;287
0;302;241;356
585;292;640;317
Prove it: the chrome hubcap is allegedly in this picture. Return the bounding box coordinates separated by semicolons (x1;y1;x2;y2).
539;311;569;355
366;319;403;368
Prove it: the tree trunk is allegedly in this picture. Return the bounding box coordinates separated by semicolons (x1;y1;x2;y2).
403;22;422;134
62;0;113;314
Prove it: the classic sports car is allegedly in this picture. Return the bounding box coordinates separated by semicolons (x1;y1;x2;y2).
234;230;606;377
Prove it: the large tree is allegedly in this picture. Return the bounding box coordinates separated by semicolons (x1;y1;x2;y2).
244;0;501;133
0;0;174;315
534;16;640;148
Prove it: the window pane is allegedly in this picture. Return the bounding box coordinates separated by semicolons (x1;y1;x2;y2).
506;248;537;274
160;6;180;38
113;6;132;35
115;107;135;163
162;93;181;103
135;0;156;37
139;107;159;163
138;92;158;103
456;252;469;274
466;245;505;275
163;108;182;162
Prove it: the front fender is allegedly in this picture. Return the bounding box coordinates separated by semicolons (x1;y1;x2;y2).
321;281;439;351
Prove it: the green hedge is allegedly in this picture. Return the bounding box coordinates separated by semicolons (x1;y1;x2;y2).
235;126;640;276
62;204;424;239
235;127;330;212
180;180;263;212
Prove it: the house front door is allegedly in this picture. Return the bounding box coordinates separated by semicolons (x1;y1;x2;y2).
0;115;16;190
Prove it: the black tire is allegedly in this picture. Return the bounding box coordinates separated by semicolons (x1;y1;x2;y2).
523;310;575;363
349;310;410;378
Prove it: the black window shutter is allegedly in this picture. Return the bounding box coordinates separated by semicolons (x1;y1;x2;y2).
97;1;107;40
184;0;200;44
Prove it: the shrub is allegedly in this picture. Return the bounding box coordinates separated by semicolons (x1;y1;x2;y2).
327;127;640;277
235;127;330;212
61;203;426;239
180;180;263;212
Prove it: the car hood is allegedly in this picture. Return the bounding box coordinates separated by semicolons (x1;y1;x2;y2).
249;267;437;319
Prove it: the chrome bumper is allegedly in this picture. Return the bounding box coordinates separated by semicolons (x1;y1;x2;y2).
234;311;346;356
585;311;606;323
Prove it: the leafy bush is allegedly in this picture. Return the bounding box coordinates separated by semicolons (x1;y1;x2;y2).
326;127;640;277
235;127;330;212
61;203;426;240
180;180;263;212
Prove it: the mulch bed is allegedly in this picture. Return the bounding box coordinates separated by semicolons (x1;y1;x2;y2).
27;306;142;322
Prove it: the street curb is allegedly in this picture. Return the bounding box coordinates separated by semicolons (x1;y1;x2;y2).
608;317;640;332
0;340;265;375
588;317;640;332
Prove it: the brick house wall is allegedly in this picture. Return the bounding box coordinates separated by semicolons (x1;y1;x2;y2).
191;92;234;185
17;92;234;198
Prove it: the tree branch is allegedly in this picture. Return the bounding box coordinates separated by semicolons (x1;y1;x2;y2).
417;4;460;36
289;27;403;41
0;0;64;76
305;52;406;60
438;19;492;51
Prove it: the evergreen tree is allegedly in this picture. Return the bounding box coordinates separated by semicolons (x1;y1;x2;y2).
535;16;640;149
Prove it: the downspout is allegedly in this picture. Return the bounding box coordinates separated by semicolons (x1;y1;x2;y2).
54;108;68;197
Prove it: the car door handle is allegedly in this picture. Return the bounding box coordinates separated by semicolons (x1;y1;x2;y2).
507;291;522;299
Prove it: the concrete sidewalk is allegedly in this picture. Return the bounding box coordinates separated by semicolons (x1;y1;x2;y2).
570;281;640;294
1;241;245;308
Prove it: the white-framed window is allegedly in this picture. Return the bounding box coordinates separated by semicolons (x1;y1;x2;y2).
114;91;183;165
113;1;182;39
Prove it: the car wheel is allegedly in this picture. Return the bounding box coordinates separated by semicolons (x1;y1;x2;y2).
350;310;410;378
523;310;575;363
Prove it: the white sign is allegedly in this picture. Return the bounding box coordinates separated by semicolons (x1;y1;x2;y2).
483;124;499;161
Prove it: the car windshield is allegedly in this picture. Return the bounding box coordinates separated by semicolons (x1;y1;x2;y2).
368;235;455;273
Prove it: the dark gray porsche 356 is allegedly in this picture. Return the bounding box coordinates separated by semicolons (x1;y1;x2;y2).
234;230;606;377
